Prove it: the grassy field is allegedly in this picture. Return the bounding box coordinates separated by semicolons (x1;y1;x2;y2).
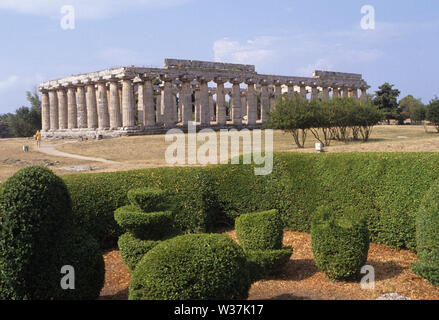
1;125;439;182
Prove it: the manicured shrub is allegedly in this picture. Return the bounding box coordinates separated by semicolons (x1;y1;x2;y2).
129;234;252;300
311;207;370;281
114;204;173;240
60;152;439;251
127;187;169;212
118;232;159;272
245;247;293;281
235;209;283;251
411;180;439;285
0;166;104;300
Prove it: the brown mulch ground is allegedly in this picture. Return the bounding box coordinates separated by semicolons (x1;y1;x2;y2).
99;231;439;300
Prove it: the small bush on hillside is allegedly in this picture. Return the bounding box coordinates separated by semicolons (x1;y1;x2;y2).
235;209;283;251
129;234;252;300
311;206;370;281
411;180;439;285
0;166;104;300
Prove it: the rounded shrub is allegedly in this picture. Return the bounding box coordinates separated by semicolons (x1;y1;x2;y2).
311;206;370;281
127;187;169;212
0;166;104;300
129;233;252;300
114;204;173;240
245;247;293;281
235;209;283;251
411;180;439;285
118;232;159;271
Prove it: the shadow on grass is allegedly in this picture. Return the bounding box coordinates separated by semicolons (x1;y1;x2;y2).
367;260;406;282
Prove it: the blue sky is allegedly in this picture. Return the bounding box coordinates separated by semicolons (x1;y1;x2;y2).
0;0;438;114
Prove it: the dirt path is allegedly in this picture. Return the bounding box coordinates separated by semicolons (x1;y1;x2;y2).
38;143;121;165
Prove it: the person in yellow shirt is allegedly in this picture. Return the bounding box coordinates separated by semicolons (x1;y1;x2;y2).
35;130;41;149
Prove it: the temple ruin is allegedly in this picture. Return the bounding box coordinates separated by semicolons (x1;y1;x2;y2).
38;58;370;138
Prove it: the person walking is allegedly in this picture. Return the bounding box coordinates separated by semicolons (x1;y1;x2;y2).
35;130;41;149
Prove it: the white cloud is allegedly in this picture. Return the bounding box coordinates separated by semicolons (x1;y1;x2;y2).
0;75;19;92
97;48;153;67
0;0;191;19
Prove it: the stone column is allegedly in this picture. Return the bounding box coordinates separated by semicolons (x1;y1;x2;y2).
76;85;87;129
241;91;247;117
322;87;330;101
299;85;307;99
332;87;340;98
41;90;50;131
260;81;270;123
49;90;59;130
135;79;145;127
310;85;319;101
58;88;68;129
287;81;295;96
231;79;242;125
180;79;192;126
215;79;226;125
161;78;175;128
198;79;210;126
350;88;359;99
108;79;122;129
156;92;163;125
67;86;78;129
246;80;257;125
273;81;282;110
341;87;348;98
143;77;156;127
86;83;98;129
121;78;135;128
97;82;110;129
360;87;368;102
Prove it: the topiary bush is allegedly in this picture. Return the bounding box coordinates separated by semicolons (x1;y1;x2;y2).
245;247;293;281
235;209;283;251
127;187;169;212
0;166;104;300
114;204;173;240
129;233;252;300
117;232;159;272
311;206;370;281
411;180;439;286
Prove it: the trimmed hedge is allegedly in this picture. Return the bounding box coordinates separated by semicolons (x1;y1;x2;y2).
129;234;252;300
114;205;173;240
127;187;169;212
245;247;293;281
0;166;104;300
59;153;439;250
311;207;370;281
117;232;159;271
235;210;283;251
411;180;439;285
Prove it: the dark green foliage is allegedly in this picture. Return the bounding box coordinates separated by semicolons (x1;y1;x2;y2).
411;180;439;286
235;210;283;250
57;152;439;251
114;205;173;240
129;234;252;300
245;247;293;281
117;232;159;272
0;166;104;300
373;82;401;122
426;97;439;132
311;207;370;281
127;187;169;212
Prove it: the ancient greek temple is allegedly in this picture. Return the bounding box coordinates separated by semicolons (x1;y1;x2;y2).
38;58;370;138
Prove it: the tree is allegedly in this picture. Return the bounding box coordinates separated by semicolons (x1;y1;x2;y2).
373;83;400;123
2;90;41;137
266;95;313;148
426;97;439;132
399;95;425;124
